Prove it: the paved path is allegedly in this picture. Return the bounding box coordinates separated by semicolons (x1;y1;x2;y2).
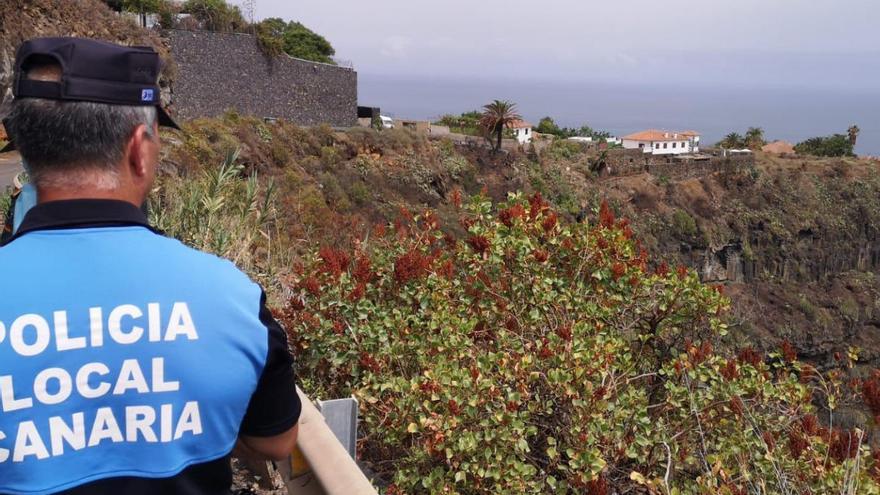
0;152;22;189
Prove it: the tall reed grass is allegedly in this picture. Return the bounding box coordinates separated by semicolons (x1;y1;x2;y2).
149;150;288;291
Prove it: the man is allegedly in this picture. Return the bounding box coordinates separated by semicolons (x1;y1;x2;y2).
0;38;301;494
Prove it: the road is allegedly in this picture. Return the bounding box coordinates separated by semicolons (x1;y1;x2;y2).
0;152;22;189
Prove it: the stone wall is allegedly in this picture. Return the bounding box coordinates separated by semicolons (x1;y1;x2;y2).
596;148;754;181
165;30;357;127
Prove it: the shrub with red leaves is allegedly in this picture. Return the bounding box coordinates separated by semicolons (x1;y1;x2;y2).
529;192;547;220
531;249;548;263
762;431;776;452
863;371;880;418
498;203;526;227
393;249;433;285
737;347;763;367
282;193;878;494
318;246;350;280
299;276;321;296
542;211;558;232
780;340;798;363
466;235;491;254
450;188;462;208
829;429;861;462
352;254;374;284
599;199;615;228
721;359;739;381
655;261;670;277
585;475;608;495
789;430;809;458
801;414;819;436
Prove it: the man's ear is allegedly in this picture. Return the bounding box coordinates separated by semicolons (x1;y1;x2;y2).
127;124;155;178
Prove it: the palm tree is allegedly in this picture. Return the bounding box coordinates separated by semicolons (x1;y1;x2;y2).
480;100;521;152
720;132;744;149
848;125;860;147
745;127;765;150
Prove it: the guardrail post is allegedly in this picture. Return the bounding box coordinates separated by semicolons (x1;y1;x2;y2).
280;388;377;495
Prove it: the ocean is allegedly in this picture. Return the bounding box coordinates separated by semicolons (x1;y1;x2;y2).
359;75;880;157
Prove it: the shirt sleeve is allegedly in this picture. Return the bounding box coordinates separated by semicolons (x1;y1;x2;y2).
239;290;302;437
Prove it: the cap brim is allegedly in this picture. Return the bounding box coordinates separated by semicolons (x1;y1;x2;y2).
157;105;180;130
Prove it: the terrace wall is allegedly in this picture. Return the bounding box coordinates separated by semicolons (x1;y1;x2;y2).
165;30;357;127
597;148;754;180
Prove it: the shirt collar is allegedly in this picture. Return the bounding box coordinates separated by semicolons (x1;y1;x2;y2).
9;199;153;243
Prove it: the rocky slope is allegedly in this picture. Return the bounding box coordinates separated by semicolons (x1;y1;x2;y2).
0;0;172;110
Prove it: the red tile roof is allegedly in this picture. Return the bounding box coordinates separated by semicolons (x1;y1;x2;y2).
507;119;532;129
622;129;700;141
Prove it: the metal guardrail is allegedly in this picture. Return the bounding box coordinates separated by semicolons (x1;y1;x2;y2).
280;388;377;495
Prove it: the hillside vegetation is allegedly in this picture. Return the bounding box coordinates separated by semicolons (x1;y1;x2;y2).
144;115;880;491
3;109;880;492
0;0;172;104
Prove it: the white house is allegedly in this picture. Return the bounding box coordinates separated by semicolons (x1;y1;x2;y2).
509;119;533;145
622;130;701;155
566;136;593;143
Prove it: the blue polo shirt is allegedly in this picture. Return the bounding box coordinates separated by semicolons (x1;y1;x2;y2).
0;199;301;495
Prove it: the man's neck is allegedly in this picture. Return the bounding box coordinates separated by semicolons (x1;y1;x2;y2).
37;188;143;207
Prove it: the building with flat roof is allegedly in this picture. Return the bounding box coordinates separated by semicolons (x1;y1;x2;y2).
622;129;701;155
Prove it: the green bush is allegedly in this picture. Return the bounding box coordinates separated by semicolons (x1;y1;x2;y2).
182;0;248;32
672;209;697;237
544;140;583;161
347;180;371;205
281;193;880;493
255;17;336;64
795;134;855;157
317;172;351;211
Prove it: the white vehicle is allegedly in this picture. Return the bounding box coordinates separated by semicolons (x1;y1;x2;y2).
380;115;394;129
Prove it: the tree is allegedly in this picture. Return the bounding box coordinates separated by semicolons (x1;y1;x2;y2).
745;127;765;150
536;116;561;136
480;100;521;152
183;0;248;32
576;125;596;138
253;18;336;64
794;134;855;157
848;125;861;147
436;111;483;136
719;132;744;149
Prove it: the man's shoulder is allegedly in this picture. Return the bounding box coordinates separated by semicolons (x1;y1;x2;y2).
145;232;258;288
2;227;259;295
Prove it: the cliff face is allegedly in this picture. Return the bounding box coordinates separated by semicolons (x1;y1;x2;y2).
0;0;172;111
595;153;880;370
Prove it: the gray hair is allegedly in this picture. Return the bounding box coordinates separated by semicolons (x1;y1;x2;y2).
6;97;157;189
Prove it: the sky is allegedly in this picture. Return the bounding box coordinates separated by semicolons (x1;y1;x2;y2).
233;0;880;91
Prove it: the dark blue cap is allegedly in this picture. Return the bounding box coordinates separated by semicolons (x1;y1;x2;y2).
11;37;179;130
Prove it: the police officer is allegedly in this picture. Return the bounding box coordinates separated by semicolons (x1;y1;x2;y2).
0;38;301;494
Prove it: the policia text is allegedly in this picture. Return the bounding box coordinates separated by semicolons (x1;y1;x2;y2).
0;302;204;464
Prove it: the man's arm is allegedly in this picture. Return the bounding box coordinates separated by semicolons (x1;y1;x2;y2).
234;424;299;461
236;291;302;461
